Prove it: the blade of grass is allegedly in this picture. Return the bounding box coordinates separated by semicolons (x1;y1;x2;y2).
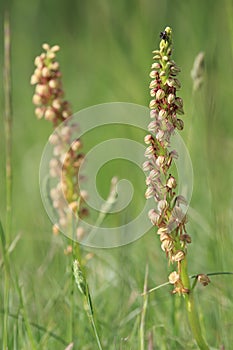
73;259;103;350
4;11;12;244
139;264;148;350
0;308;68;346
3;12;12;349
15;279;38;350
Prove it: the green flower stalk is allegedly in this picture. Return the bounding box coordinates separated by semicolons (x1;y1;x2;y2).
144;27;210;349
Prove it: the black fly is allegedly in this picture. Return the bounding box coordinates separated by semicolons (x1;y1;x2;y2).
160;31;169;42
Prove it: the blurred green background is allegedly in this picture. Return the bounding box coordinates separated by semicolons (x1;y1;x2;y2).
0;0;233;349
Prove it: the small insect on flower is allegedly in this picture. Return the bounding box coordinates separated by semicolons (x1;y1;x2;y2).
160;30;169;42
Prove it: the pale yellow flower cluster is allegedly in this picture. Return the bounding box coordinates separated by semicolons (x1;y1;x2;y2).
31;44;88;245
31;44;72;125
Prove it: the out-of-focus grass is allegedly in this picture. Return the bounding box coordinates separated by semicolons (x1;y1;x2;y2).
0;0;233;348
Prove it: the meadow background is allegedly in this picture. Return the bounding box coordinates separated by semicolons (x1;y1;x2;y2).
0;0;233;349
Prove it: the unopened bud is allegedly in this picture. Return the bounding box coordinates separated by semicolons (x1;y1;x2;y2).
167;93;175;104
49;79;59;89
153;54;161;60
148;121;157;133
142;161;151;172
44;108;56;121
150;70;157;78
158;109;167;119
150;89;156;97
144;134;153;145
151;62;161;70
35;84;49;95
42;67;51;78
145;146;154;157
149;80;157;89
149;99;157;109
152;50;161;55
159;70;166;77
51;45;60;52
150;110;158;119
50;61;59;70
32;94;42;105
35;107;44;119
30;74;38;85
42;43;50;51
52;98;61;110
156;89;165;100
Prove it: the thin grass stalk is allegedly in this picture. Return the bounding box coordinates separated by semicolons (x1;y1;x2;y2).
15;280;38;350
93;177;118;228
3;12;12;350
70;206;81;345
13;324;17;350
73;260;103;350
0;308;68;346
139;264;149;350
70;238;76;345
0;220;10;350
4;12;12;243
225;0;233;60
86;291;103;350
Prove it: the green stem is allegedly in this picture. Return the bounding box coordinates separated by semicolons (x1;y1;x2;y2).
4;12;12;244
3;269;10;350
86;291;103;350
3;12;12;350
16;280;38;350
90;317;103;350
70;252;75;345
140;264;149;350
73;258;103;350
181;258;210;350
70;211;81;346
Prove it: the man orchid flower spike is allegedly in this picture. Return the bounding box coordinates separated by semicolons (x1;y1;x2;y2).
144;27;210;350
31;44;88;242
144;27;190;294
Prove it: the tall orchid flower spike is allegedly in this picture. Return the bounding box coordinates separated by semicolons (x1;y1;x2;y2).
31;44;88;241
144;27;188;294
144;27;210;350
